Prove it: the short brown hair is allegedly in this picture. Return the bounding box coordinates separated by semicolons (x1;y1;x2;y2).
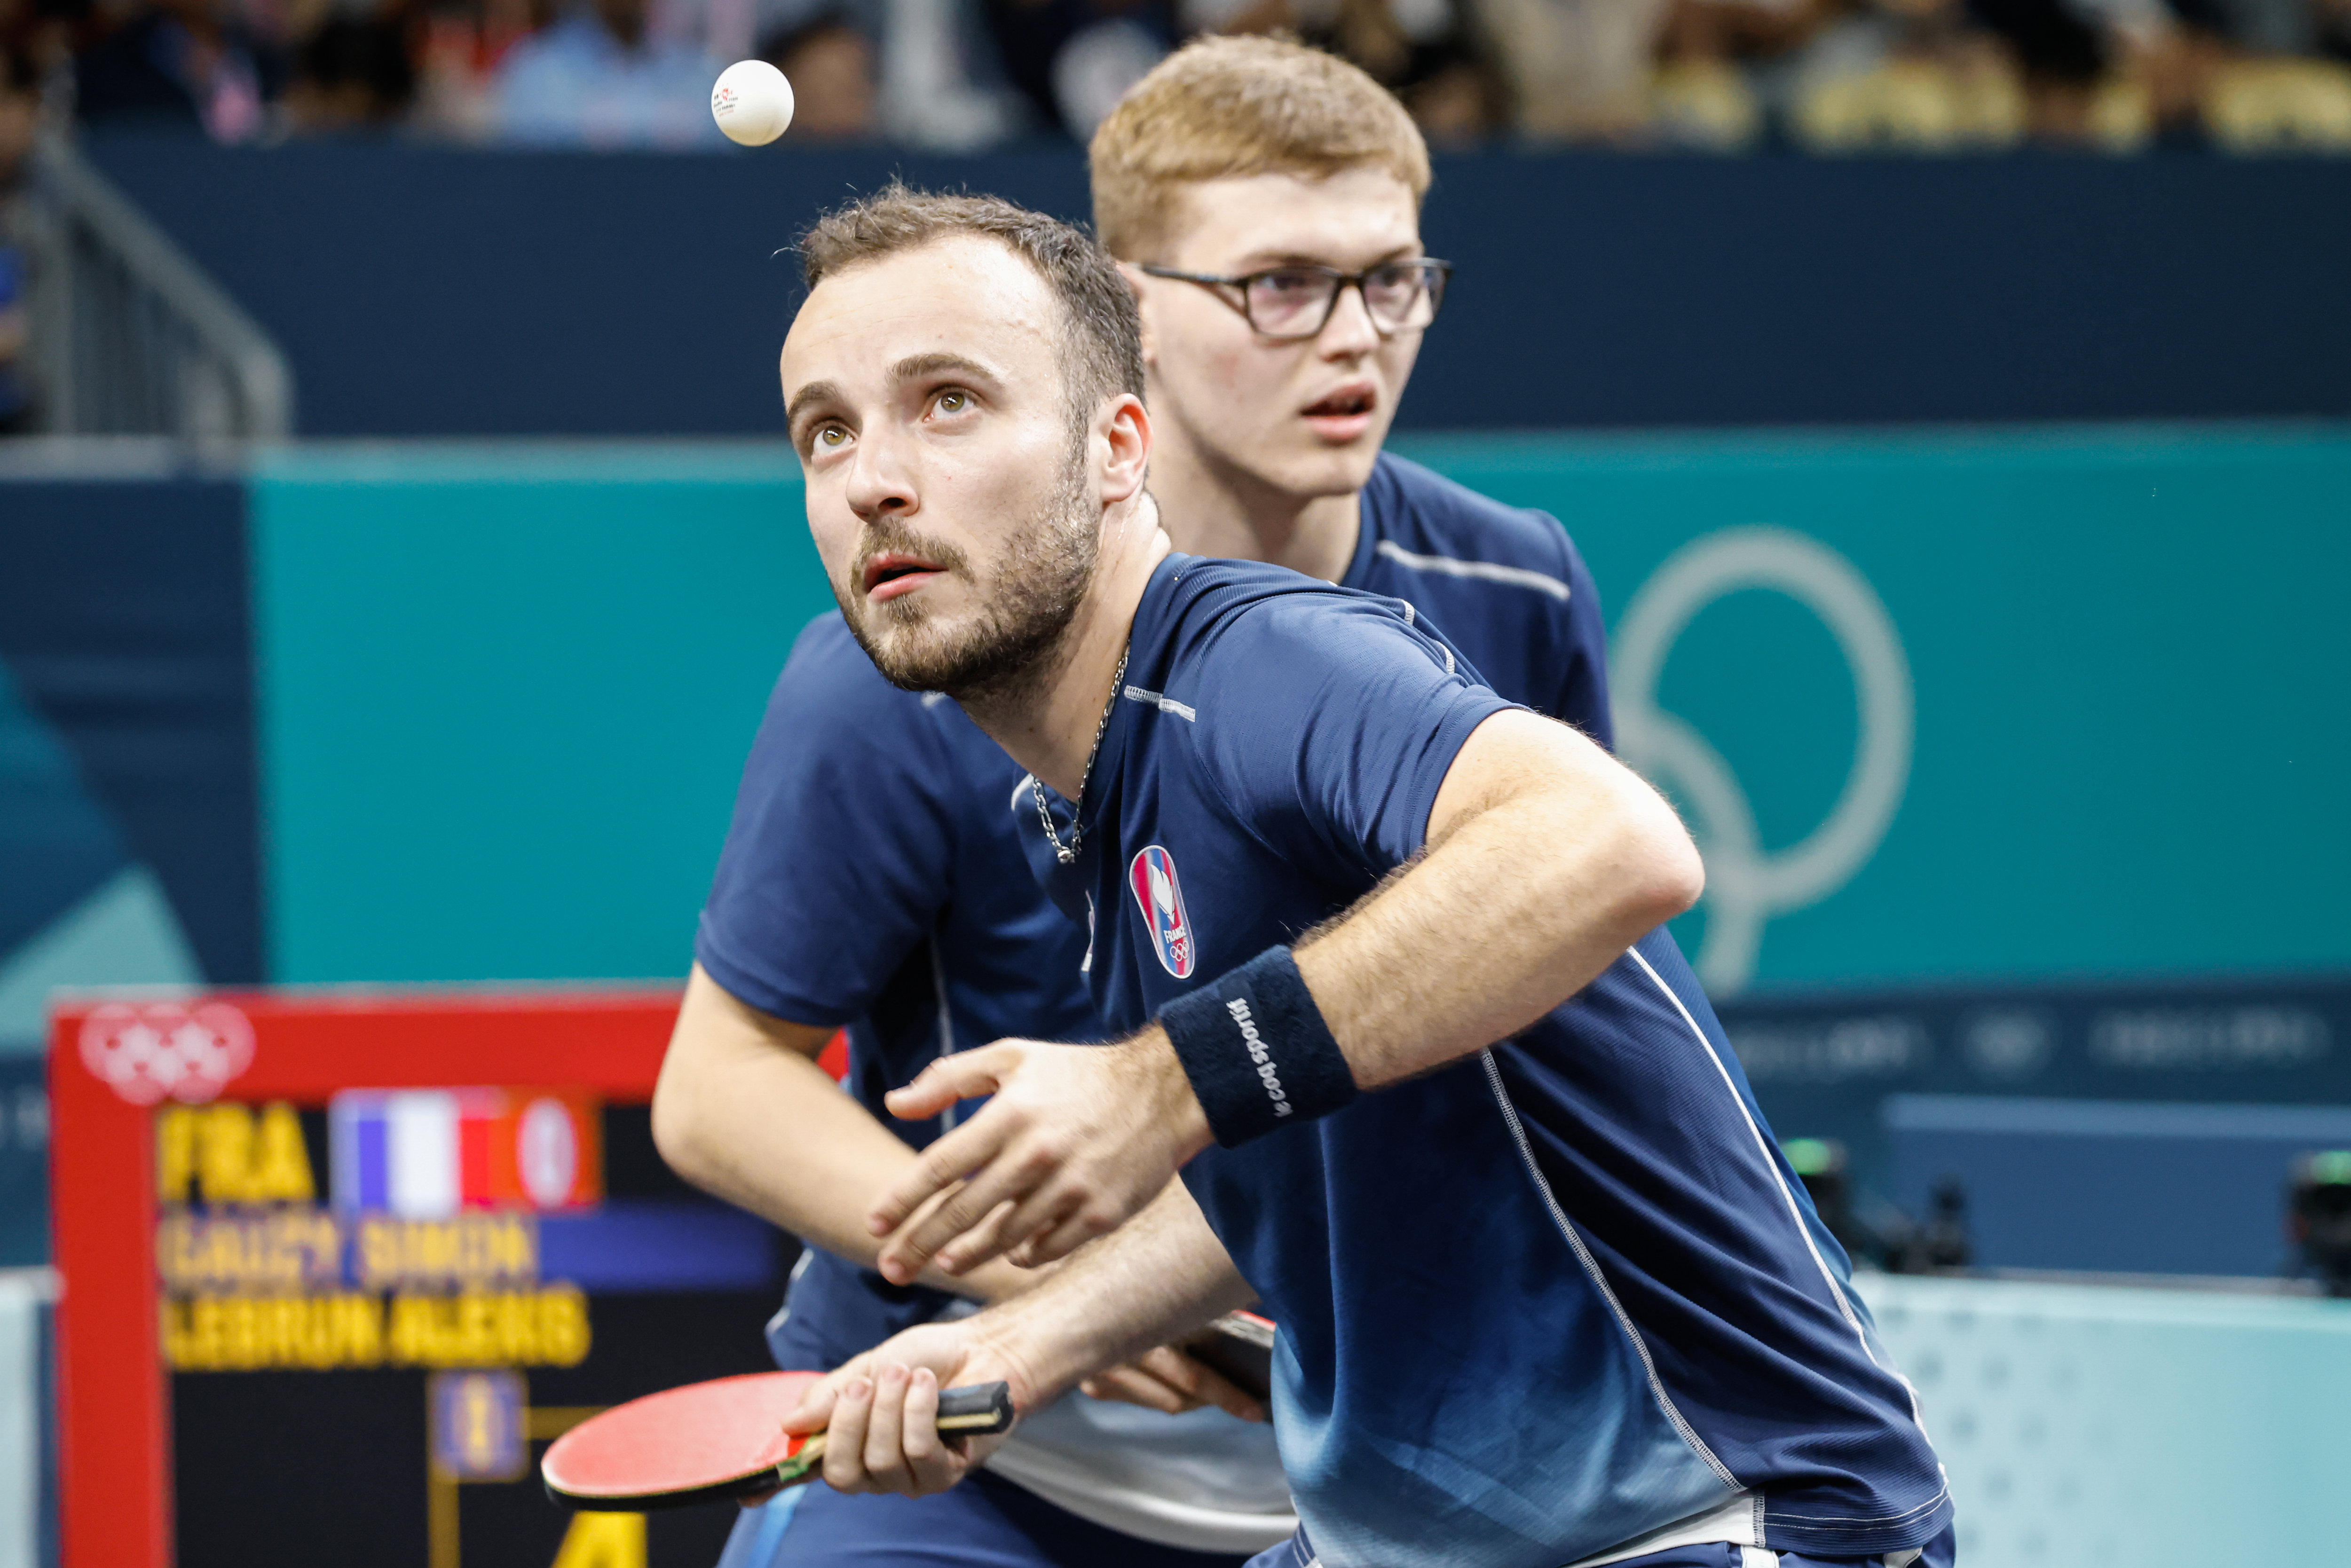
1089;35;1432;261
799;184;1144;415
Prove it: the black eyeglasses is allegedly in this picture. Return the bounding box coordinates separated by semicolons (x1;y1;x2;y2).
1137;259;1453;340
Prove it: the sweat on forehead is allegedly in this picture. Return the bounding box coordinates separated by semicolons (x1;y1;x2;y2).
797;184;1144;408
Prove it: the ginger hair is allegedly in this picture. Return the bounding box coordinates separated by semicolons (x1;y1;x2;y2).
1089;35;1432;262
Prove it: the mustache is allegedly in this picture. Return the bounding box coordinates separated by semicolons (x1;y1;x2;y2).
851;518;970;583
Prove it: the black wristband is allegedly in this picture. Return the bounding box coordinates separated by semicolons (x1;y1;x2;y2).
1157;946;1357;1148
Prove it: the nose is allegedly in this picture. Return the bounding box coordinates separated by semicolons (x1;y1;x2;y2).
1316;279;1382;362
843;426;917;522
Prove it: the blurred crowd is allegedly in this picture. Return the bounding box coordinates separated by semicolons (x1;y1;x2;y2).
0;0;2347;158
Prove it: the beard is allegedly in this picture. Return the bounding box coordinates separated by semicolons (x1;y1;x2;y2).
831;436;1097;708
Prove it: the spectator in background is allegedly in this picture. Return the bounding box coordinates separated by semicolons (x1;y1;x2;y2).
986;0;1172;137
1965;0;2111;133
1205;0;1503;140
74;0;280;139
493;0;724;146
413;0;550;139
282;9;416;129
2320;0;2351;56
758;8;876;135
1476;0;1671;139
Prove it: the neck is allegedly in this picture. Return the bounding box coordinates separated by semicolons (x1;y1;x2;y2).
1146;411;1362;585
961;494;1170;799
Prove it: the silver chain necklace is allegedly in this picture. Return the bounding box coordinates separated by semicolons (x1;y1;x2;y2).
1033;643;1130;866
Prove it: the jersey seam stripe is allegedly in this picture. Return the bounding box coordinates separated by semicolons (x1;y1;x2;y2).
1374;539;1572;601
1122;685;1198;721
1624;947;1935;1443
1478;1048;1743;1491
1626;947;1870;1347
1764;1481;1951;1525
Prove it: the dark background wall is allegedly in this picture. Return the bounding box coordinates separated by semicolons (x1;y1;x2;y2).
85;132;2351;438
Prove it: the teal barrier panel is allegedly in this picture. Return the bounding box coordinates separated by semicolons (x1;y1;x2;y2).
1398;423;2351;995
252;445;826;985
255;425;2351;991
1857;1273;2351;1564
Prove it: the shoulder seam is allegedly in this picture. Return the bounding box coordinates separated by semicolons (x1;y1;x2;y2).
1373;539;1572;602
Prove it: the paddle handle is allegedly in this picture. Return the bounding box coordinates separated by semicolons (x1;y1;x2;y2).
778;1380;1015;1482
934;1381;1015;1434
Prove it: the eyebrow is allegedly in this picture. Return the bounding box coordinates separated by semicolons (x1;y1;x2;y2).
1231;244;1422;271
784;379;841;428
784;355;1000;431
888;352;997;385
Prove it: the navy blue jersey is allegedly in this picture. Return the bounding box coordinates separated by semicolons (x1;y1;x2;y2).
1346;454;1611;749
694;453;1613;1368
696;620;1103;1366
1020;555;1949;1568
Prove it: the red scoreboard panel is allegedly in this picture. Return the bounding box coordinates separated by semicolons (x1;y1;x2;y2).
51;991;795;1568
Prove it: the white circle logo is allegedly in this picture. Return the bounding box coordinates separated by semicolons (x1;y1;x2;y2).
517;1098;580;1207
78;1001;256;1105
1614;528;1913;994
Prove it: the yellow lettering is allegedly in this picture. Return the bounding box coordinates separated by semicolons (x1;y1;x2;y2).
454;1291;496;1365
388;1292;434;1364
360;1218;398;1290
160;1293;386;1371
537;1285;591;1368
160;1295;192;1366
348;1292;386;1366
493;1291;536;1363
196;1104;255;1205
251;1103;316;1204
354;1215;539;1291
550;1511;645;1568
495;1216;536;1278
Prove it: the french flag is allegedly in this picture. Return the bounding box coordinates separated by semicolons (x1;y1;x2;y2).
330;1089;597;1216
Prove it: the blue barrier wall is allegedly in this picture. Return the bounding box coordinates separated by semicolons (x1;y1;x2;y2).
84;133;2351;439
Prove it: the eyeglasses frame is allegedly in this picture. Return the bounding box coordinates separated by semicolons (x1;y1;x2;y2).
1135;259;1455;341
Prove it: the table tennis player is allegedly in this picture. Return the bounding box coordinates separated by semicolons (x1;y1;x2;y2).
652;39;1617;1568
768;189;1957;1568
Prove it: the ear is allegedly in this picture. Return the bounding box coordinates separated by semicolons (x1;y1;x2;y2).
1097;392;1151;505
1118;263;1159;372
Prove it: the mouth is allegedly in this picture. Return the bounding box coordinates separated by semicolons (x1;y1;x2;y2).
1301;383;1379;441
861;551;948;603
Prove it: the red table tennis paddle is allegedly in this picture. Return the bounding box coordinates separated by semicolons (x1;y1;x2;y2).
542;1370;1014;1511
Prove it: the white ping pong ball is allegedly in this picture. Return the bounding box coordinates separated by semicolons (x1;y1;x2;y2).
712;59;794;146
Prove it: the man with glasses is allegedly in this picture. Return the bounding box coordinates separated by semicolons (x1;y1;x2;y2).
1096;37;1609;744
654;35;1611;1568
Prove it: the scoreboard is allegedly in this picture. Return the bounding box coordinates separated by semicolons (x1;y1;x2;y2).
51;992;797;1568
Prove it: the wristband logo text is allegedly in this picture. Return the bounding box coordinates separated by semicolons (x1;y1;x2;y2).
1224;998;1293;1119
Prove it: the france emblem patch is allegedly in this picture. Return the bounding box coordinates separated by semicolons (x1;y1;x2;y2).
1128;844;1196;979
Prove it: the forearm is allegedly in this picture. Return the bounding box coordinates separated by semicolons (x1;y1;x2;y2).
970;1181;1252;1402
653;965;1029;1300
1294;709;1701;1090
865;717;1702;1283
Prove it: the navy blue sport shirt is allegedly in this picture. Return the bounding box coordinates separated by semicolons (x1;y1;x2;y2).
695;454;1612;1372
1018;553;1951;1568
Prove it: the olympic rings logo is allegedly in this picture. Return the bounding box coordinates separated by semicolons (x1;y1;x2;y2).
1614;528;1914;995
79;1001;256;1105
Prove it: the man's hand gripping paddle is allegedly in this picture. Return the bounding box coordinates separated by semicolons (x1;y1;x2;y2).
542;1371;1013;1510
